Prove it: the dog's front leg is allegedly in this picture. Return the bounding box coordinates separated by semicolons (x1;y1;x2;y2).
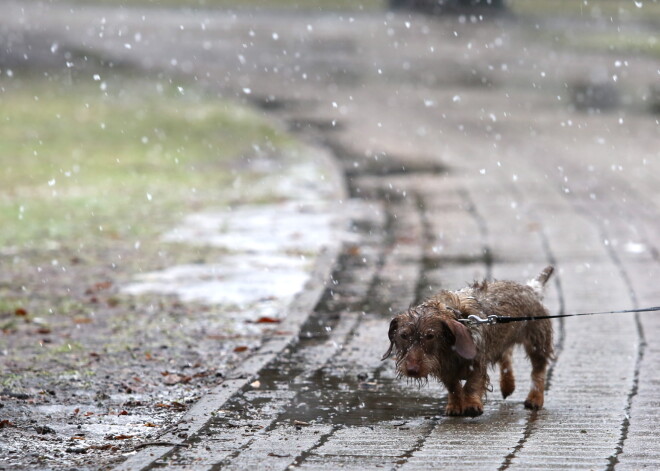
444;380;465;416
462;367;487;417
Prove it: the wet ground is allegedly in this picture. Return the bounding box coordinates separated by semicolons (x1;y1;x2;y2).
2;1;660;470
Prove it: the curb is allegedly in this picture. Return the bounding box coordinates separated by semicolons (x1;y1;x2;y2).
112;145;348;471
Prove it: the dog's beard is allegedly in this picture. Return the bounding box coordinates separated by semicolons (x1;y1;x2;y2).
394;352;440;388
402;375;430;388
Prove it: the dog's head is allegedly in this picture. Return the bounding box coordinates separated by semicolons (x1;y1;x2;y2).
382;295;477;380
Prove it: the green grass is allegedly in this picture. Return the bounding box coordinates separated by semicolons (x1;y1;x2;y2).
509;1;660;58
560;30;660;57
58;0;385;11
43;0;660;18
0;75;291;248
509;0;660;22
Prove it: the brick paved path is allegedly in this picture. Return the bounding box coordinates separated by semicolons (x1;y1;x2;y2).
6;4;660;470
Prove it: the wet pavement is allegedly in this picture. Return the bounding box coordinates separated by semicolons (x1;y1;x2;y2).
3;2;660;470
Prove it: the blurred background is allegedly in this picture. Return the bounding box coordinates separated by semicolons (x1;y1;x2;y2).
1;0;658;251
1;0;658;249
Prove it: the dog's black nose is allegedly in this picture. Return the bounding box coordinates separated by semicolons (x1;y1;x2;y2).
406;364;420;377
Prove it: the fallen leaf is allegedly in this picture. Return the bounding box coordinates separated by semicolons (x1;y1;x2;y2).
109;434;134;440
0;420;14;428
70;436;85;440
254;316;281;324
83;412;94;417
207;333;243;340
15;308;28;317
144;422;158;427
162;374;191;386
36;327;52;335
233;346;249;353
154;403;170;409
86;281;113;295
396;235;416;244
73;317;92;324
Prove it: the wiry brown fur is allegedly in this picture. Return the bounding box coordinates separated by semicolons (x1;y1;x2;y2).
383;266;554;417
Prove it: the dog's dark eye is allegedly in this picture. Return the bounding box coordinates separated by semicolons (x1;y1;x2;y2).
425;333;435;340
400;333;409;340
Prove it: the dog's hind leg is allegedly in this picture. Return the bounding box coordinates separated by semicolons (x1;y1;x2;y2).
525;344;549;410
523;323;552;410
499;347;515;399
523;352;547;410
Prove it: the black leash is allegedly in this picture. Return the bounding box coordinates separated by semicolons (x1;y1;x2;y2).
458;306;660;326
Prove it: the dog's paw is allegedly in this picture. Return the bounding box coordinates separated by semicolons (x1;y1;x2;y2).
463;405;484;417
524;390;544;410
462;396;484;417
524;399;543;410
444;404;464;416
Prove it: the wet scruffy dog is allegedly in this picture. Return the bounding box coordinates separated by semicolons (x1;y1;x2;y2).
382;266;554;417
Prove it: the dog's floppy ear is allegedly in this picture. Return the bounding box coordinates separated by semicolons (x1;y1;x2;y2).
444;319;477;360
381;317;398;360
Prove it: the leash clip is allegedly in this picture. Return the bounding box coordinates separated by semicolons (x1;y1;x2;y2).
459;314;499;326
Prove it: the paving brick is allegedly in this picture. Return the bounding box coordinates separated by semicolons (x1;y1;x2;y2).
222;425;332;471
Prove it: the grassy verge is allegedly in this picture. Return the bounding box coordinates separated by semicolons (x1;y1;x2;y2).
0;74;290;250
554;30;660;58
55;0;385;11
509;0;660;59
509;0;660;22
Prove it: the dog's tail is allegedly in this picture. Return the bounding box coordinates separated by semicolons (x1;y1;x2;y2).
527;265;554;297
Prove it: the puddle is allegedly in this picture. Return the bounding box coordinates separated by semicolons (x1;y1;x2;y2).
124;202;339;310
160;202;335;254
276;376;444;426
124;255;309;307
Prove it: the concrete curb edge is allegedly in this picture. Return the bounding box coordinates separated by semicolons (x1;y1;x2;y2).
112;144;347;471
